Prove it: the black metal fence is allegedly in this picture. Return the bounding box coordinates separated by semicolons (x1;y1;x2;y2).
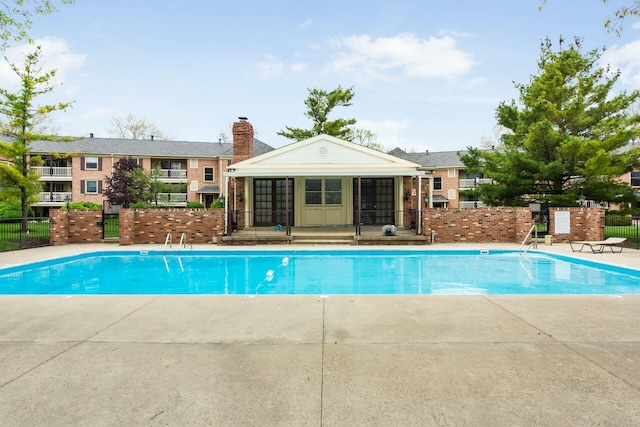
227;209;417;236
0;217;51;252
605;214;640;249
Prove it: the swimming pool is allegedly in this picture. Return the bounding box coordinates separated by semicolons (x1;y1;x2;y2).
1;249;639;295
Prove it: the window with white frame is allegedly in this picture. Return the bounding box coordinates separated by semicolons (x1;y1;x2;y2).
84;156;99;170
204;167;215;182
448;189;457;200
448;169;456;178
433;177;442;191
632;171;640;187
190;159;198;168
85;180;99;194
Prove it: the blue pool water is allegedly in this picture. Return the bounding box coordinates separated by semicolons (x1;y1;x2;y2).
0;250;638;295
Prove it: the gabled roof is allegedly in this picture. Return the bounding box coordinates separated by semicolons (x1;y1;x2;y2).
226;134;423;177
26;136;274;158
389;147;481;169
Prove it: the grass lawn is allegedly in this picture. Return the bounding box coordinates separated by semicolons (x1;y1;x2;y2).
0;220;50;251
103;216;119;238
604;225;640;247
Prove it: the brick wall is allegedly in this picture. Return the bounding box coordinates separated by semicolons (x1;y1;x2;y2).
422;207;533;243
119;208;225;245
49;209;103;245
548;207;605;243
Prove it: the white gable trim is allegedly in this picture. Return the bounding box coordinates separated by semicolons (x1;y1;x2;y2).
226;134;422;177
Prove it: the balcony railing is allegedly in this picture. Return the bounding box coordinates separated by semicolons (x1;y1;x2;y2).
37;191;72;203
458;178;492;189
159;169;187;180
153;193;187;206
459;201;485;209
578;199;609;209
34;166;72;178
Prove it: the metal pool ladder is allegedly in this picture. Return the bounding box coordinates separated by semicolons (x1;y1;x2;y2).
178;233;192;250
164;233;193;250
519;224;538;254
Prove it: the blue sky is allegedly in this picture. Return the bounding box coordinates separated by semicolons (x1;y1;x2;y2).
2;0;640;152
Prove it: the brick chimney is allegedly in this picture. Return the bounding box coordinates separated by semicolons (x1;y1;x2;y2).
232;117;254;163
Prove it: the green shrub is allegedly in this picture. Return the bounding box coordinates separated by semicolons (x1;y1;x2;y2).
187;202;204;208
0;200;23;219
210;198;225;209
130;201;153;209
60;201;101;211
605;214;632;226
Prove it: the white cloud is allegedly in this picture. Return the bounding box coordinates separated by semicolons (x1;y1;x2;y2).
290;63;308;72
326;33;477;82
257;55;309;77
601;40;640;88
256;54;284;78
298;19;312;29
438;29;472;38
358;118;410;148
0;37;86;88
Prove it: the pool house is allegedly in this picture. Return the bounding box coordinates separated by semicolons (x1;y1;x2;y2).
224;118;438;238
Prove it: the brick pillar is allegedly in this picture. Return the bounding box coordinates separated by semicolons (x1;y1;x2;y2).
49;209;69;246
232;117;254;164
515;208;533;244
119;209;135;245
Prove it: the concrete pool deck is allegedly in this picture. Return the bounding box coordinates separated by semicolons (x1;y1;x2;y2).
0;244;638;425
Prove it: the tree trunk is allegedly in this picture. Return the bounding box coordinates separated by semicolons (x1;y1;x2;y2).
21;192;29;233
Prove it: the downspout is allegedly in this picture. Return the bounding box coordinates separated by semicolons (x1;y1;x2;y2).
223;175;229;235
417;175;422;236
285;177;290;236
357;177;362;236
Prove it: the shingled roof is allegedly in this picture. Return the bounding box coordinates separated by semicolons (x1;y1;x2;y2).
388;148;467;169
28;136;274;158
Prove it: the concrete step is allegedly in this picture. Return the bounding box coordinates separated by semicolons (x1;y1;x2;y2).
291;236;354;245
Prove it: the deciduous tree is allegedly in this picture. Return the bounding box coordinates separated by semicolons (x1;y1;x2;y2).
350;127;384;151
103;157;142;208
0;0;73;49
460;37;640;208
0;45;71;230
108;113;167;140
540;0;640;35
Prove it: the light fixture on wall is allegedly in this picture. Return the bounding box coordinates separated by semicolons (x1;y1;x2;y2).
405;190;411;201
237;192;243;202
424;195;429;207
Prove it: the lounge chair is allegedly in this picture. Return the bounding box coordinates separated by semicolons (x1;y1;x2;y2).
570;237;627;253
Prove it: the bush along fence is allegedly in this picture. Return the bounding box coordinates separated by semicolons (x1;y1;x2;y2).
47;206;610;247
0;218;50;252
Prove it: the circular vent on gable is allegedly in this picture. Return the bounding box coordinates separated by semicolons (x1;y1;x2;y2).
319;146;328;157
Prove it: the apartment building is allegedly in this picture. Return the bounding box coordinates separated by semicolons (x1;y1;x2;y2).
389;148;492;209
619;170;640;209
28;135;273;216
17;119;633;220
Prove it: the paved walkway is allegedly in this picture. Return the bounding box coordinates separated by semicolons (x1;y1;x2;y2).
0;244;639;426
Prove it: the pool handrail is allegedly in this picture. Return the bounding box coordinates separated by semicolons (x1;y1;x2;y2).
164;233;172;251
520;224;538;254
178;233;192;250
